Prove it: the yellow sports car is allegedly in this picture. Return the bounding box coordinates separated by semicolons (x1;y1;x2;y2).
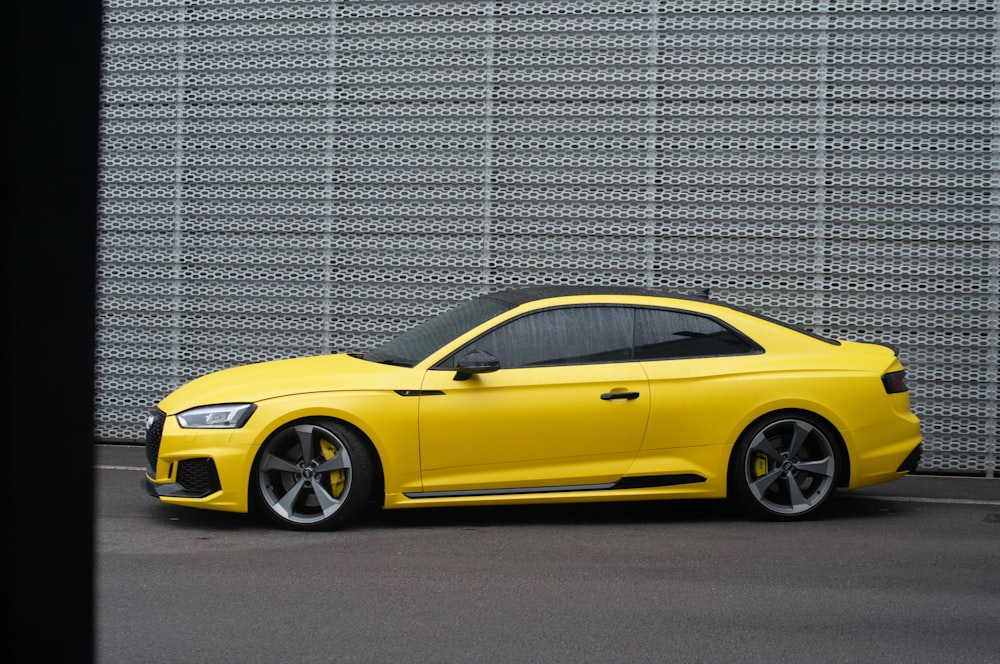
143;287;922;530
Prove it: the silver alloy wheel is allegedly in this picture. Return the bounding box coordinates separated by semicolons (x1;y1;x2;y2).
741;417;837;517
256;422;354;527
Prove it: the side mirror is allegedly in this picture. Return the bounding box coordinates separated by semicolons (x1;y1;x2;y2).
454;349;500;381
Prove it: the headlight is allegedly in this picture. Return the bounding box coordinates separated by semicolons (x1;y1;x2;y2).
175;403;257;429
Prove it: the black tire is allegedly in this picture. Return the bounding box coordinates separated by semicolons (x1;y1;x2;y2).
729;412;841;520
252;418;373;531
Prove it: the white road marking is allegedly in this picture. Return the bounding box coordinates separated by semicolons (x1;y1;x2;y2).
848;494;1000;507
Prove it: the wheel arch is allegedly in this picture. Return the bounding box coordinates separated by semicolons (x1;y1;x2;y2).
322;416;386;504
726;407;851;492
246;414;387;513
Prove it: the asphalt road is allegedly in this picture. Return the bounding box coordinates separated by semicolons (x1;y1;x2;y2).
96;444;999;664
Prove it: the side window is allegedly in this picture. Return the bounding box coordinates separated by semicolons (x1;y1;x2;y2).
452;306;634;368
634;308;758;360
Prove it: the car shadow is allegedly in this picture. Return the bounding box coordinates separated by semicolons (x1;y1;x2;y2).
140;501;263;531
363;498;738;530
139;490;905;533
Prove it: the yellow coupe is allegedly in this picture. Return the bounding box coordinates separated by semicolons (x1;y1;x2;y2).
143;287;922;529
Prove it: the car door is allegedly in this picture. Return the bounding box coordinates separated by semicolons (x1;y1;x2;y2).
634;307;764;451
416;305;650;493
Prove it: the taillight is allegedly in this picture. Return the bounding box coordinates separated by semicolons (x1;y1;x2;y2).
882;370;908;394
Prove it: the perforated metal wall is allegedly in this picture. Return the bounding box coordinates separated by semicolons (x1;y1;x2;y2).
97;0;999;477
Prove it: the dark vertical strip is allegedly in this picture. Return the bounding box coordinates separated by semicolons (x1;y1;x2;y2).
7;0;102;661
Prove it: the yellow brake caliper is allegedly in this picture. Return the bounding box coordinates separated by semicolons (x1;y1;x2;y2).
753;453;770;479
320;439;347;498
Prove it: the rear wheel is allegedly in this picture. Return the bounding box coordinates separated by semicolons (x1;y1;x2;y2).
730;413;840;520
252;419;373;530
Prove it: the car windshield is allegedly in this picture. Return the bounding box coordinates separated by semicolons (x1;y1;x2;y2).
364;295;513;367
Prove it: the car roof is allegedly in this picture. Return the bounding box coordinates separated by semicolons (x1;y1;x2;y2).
481;285;709;307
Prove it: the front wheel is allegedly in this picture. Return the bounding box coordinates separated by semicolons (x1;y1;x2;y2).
252;419;373;530
729;414;841;520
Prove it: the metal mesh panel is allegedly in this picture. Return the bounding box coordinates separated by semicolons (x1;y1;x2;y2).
98;0;999;477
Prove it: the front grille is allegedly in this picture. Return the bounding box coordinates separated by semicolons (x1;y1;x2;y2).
144;409;165;477
176;458;222;497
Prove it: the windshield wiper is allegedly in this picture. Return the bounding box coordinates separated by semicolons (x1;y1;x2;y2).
364;353;413;367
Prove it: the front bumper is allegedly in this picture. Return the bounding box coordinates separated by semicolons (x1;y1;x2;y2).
144;408;224;499
142;456;221;499
142;407;250;511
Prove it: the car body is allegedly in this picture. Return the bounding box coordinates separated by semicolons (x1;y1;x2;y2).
143;286;922;529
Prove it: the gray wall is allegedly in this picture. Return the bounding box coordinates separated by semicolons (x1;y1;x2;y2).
97;0;999;476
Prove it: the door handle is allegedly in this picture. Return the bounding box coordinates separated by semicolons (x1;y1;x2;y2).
601;391;640;401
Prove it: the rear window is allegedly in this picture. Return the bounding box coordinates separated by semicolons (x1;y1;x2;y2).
634;308;760;359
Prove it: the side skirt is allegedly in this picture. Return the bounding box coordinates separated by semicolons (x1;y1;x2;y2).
404;473;706;500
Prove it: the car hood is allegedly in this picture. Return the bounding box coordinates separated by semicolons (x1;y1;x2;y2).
157;353;406;414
